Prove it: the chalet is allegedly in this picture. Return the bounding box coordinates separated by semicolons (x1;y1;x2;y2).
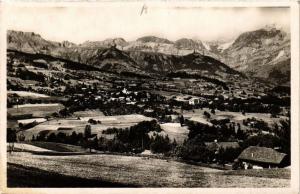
237;146;288;169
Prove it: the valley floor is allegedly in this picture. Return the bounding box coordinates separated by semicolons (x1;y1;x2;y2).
7;151;290;188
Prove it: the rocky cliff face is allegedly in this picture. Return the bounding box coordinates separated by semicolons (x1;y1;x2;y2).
219;27;290;84
7;30;60;54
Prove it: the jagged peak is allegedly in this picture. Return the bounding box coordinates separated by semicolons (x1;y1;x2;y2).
136;36;173;44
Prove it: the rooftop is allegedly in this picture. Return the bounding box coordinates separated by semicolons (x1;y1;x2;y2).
238;146;287;164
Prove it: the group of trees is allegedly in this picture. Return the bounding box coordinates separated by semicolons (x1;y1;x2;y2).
31;120;175;154
32;125;98;152
176;118;290;165
242;117;270;131
15;68;45;82
186;120;245;142
9;116;290;167
100;120;164;153
149;133;177;154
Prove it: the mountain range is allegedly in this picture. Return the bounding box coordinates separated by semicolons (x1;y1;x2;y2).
7;26;290;85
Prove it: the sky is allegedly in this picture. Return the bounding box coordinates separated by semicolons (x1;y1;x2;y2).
4;4;290;44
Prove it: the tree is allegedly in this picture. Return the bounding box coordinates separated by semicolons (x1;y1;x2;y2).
204;111;211;119
68;131;79;145
57;132;67;143
150;134;172;154
273;119;290;156
47;133;57;142
84;125;92;138
179;115;185;126
211;109;215;114
85;136;98;153
236;126;246;140
7;129;17;153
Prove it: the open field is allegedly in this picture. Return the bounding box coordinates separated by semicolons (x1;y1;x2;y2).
222;168;290;179
8;163;133;187
7;91;50;98
11;143;54;152
178;108;288;127
158;123;189;144
18;142;87;153
73;109;105;117
21;114;154;140
7;152;290;187
20;115;189;143
17;118;46;124
13;103;61;108
8;103;64;117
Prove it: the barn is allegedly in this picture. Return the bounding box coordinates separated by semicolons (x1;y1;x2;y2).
237;146;288;169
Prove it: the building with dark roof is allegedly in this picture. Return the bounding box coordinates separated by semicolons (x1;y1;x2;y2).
237;146;288;168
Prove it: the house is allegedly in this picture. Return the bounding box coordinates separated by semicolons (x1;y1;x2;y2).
122;88;129;95
237;146;288;169
188;97;200;105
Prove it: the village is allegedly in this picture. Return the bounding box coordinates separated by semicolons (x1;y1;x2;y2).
7;64;291;171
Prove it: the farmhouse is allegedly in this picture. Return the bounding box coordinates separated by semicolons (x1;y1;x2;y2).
237;146;288;169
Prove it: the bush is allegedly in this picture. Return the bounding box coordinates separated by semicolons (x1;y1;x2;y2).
204;111;211;119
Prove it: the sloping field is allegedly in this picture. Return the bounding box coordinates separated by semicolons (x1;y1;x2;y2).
7;91;50;98
8;103;64;117
8;163;133;187
73;109;105;117
10;143;54;152
25;142;87;152
7;152;290;187
17;118;46;124
13;103;61;108
159;123;189;144
180;108;287;126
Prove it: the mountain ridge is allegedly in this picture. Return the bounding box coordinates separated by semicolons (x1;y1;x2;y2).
7;28;290;85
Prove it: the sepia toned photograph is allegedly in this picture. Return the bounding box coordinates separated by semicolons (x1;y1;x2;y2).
1;1;299;193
